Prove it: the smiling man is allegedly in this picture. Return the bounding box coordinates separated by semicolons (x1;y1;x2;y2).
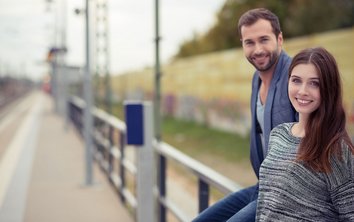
193;8;298;222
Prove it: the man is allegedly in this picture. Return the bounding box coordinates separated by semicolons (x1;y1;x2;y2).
193;8;297;222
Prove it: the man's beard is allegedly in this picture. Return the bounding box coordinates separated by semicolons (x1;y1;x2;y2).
248;48;280;72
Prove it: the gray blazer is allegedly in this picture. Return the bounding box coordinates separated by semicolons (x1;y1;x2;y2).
249;51;297;178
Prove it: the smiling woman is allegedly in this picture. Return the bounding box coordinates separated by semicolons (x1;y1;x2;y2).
256;47;354;221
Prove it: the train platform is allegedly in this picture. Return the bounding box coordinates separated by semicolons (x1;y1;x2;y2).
0;91;133;222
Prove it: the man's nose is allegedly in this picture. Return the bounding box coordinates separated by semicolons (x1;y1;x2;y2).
254;43;264;55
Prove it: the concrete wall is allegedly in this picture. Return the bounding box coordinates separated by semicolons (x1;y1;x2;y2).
112;27;354;137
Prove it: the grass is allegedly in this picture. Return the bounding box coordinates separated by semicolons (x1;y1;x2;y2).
161;116;250;163
109;102;250;164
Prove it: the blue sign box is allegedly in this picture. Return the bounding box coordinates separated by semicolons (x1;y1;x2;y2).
125;103;144;145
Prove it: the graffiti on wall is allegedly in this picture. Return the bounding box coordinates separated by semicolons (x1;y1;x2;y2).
162;93;251;136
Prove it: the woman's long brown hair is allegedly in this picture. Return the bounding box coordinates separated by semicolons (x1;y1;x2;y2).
288;47;354;172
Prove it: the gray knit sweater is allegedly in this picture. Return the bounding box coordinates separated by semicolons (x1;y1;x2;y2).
256;123;354;221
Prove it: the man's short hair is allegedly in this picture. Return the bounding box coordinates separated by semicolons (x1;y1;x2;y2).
238;8;281;39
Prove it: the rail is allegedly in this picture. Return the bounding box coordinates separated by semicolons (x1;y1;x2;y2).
68;96;242;222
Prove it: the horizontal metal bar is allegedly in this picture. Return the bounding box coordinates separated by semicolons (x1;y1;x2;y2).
122;188;137;209
110;173;121;189
154;140;242;194
69;96;85;109
110;146;120;158
69;96;126;132
158;196;190;222
122;159;137;175
110;173;137;209
109;117;126;132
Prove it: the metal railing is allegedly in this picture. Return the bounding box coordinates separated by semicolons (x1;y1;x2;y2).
68;96;242;222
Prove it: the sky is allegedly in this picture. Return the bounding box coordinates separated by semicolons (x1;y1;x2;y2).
0;0;224;80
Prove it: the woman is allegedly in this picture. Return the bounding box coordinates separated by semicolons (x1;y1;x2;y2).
256;47;354;221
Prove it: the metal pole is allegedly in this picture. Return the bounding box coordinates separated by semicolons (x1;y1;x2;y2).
57;0;67;118
51;57;58;113
94;0;111;114
52;0;59;113
61;0;67;51
60;0;69;128
83;0;94;185
154;1;166;222
136;102;155;222
154;0;161;141
104;1;112;115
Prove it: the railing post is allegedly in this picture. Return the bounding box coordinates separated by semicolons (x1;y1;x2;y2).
125;101;155;222
198;179;210;213
158;155;166;222
107;124;114;177
118;131;126;203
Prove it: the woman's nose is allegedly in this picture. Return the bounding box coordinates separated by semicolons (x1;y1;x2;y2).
298;83;308;95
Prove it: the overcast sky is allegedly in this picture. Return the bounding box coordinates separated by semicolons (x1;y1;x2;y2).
0;0;224;80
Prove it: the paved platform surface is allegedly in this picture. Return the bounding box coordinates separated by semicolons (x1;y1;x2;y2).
0;91;133;222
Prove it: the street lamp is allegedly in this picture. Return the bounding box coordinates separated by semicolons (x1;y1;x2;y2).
73;1;94;186
83;0;94;186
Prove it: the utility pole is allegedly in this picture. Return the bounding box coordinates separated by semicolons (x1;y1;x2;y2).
83;0;94;185
154;0;161;140
59;0;68;119
94;0;111;114
46;0;59;113
45;0;67;115
154;1;166;222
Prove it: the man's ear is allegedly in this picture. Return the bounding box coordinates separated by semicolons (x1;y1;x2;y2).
278;32;284;46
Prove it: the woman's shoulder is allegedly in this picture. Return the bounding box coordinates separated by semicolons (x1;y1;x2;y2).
269;122;299;145
330;141;354;168
271;122;295;135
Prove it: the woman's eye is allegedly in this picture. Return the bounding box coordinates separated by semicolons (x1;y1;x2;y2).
309;81;320;87
291;78;301;84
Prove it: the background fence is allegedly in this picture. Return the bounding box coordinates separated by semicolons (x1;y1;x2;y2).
68;96;242;222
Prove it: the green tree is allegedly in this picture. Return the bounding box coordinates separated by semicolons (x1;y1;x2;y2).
174;0;354;59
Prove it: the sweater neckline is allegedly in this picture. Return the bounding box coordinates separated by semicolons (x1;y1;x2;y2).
287;122;303;143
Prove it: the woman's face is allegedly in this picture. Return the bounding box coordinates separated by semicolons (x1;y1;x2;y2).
288;63;321;119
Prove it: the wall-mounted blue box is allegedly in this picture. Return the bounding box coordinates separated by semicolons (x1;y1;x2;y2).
125;103;144;145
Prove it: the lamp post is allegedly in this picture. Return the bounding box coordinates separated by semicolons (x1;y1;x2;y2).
83;0;94;186
94;0;112;114
154;0;161;141
154;1;166;221
44;0;67;116
73;0;94;186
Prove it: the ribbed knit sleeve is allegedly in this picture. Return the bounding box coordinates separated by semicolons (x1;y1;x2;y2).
330;180;354;221
328;143;354;221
